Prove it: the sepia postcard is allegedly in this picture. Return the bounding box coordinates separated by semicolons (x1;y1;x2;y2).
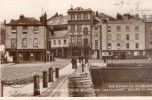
1;0;152;100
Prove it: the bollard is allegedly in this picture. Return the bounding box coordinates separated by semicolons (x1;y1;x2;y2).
43;71;48;88
0;81;3;97
33;74;40;96
55;68;59;78
49;68;53;82
82;63;84;72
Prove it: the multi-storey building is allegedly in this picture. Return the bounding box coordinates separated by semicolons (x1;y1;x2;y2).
5;14;47;62
145;21;152;58
67;7;95;58
47;13;69;58
91;12;116;59
102;14;146;59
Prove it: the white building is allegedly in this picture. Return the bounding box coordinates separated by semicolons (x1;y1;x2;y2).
102;14;146;59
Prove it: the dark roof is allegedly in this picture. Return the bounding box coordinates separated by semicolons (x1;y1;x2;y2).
50;30;68;39
7;16;43;25
68;7;92;13
98;13;116;21
47;15;68;25
107;19;144;24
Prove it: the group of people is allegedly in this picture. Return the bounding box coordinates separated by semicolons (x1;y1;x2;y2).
71;56;89;69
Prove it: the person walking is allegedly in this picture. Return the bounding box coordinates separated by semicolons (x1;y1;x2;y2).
71;57;74;69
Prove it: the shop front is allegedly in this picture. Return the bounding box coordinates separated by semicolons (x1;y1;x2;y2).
6;49;46;62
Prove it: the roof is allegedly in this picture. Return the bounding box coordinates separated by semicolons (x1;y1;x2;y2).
68;7;92;13
50;30;68;39
98;13;116;21
47;15;68;25
7;16;43;25
107;19;144;24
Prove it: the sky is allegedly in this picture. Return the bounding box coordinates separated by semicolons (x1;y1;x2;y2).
0;0;152;22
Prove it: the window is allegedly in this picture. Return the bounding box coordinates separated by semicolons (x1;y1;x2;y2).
84;27;88;35
108;34;112;40
95;40;98;46
84;38;88;45
150;25;152;31
135;34;139;40
77;25;82;32
64;40;67;45
117;43;120;49
126;26;130;32
117;26;121;32
116;34;121;40
23;26;27;33
135;26;139;32
11;38;16;47
136;43;139;49
83;14;88;20
77;14;81;20
71;25;75;32
95;27;98;30
108;43;111;49
108;26;111;32
33;38;38;47
126;43;129;49
54;40;56;45
71;14;75;20
34;26;39;33
11;26;17;33
150;41;152;48
77;36;82;43
71;36;76;43
58;40;61;45
126;34;130;40
22;38;27;47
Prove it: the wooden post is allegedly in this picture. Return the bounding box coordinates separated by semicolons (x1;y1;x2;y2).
49;68;53;82
33;74;40;96
0;81;3;97
43;71;48;88
55;68;59;78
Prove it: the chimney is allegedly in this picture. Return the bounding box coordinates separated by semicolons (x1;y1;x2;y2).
44;12;47;25
20;14;25;19
123;14;130;20
4;20;6;25
40;15;44;23
55;12;58;17
96;11;99;17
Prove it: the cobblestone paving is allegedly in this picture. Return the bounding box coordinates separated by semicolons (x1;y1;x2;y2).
1;58;70;83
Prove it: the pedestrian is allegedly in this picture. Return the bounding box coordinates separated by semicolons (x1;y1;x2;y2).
85;56;88;64
74;57;77;69
78;56;81;63
71;57;74;69
50;54;52;62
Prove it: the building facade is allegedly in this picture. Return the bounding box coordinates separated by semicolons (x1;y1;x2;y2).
91;12;116;59
145;21;152;58
102;14;146;59
47;13;69;58
67;7;95;58
5;15;47;62
91;23;102;59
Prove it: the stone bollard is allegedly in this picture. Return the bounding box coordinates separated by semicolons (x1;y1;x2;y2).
49;68;53;82
43;71;48;88
55;68;59;78
33;74;40;96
